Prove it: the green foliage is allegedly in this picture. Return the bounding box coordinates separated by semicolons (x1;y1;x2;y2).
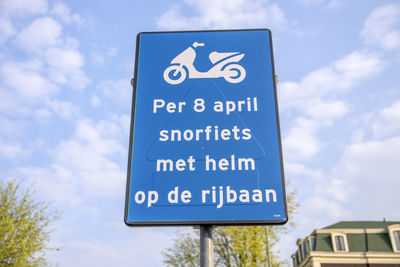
162;187;299;267
214;226;267;266
0;180;58;266
162;229;200;267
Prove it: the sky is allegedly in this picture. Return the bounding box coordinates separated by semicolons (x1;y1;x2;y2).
1;0;400;266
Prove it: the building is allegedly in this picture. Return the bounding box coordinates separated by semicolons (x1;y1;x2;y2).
292;221;400;267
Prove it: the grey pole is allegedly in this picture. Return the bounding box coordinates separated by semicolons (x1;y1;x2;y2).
200;225;213;267
266;226;271;267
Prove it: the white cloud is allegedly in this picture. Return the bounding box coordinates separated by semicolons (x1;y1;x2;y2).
304;99;347;122
91;94;101;107
295;0;345;8
97;79;132;106
373;100;400;138
0;118;27;138
332;136;400;219
333;51;384;86
278;23;391;253
157;0;287;30
50;1;84;25
0;0;48;18
11;15;90;91
279;49;390;252
279;45;397;259
46;100;79;120
107;46;117;57
295;0;324;6
0;139;24;159
0;61;58;103
283;137;400;260
279;50;383;112
303;196;350;221
279;50;382;163
326;0;346;9
17;165;81;205
16;118;127;204
46;48;84;72
0;19;16;44
50;229;173;267
283;117;320;161
34;108;52;120
0;52;88;114
118;114;131;136
90;52;105;66
0;88;30;115
361;3;400;50
290;102;400;248
53;119;126;196
45;47;90;89
284;161;322;178
381;101;400;119
15;17;63;53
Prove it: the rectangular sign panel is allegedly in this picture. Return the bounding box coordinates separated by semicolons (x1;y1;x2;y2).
125;29;287;226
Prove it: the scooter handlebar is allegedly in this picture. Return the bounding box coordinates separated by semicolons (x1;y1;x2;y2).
193;42;205;48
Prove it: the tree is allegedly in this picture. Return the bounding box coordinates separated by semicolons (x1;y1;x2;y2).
162;187;298;267
0;180;58;266
162;229;200;267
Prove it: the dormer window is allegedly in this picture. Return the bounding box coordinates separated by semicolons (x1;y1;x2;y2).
296;249;301;263
303;240;309;256
388;225;400;252
394;231;400;251
292;254;297;267
309;236;315;251
335;236;345;251
331;233;348;252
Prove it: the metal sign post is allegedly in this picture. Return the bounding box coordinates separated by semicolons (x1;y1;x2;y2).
200;225;213;267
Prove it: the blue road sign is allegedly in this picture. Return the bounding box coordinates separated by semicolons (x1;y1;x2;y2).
125;29;287;226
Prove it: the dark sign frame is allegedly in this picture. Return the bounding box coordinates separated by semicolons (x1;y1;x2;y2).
124;29;287;226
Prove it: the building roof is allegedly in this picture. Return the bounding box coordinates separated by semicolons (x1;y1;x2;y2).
292;221;400;267
313;221;400;252
323;221;400;229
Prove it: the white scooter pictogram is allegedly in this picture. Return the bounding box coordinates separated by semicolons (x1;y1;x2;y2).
163;42;246;85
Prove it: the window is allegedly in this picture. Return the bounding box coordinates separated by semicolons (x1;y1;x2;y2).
309;236;316;251
292;254;297;267
388;224;400;252
331;233;348;252
335;236;346;251
304;240;310;255
296;250;301;264
303;241;309;256
394;230;400;251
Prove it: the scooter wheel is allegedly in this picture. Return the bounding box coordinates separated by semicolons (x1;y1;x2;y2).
224;64;246;84
163;65;186;85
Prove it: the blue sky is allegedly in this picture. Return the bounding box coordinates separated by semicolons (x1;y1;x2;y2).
1;0;400;266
